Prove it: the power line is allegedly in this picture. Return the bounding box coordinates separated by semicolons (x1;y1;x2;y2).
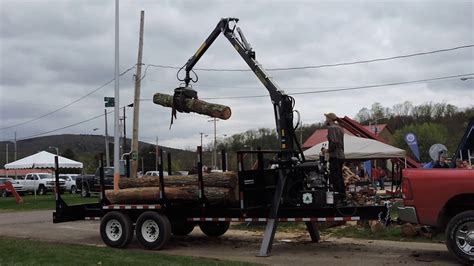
198;73;474;100
0;65;136;131
146;44;474;72
3;72;472;141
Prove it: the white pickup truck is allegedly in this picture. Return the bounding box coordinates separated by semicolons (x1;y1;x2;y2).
18;173;66;195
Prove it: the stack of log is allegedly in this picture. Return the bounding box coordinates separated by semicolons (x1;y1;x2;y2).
342;165;360;185
105;172;238;204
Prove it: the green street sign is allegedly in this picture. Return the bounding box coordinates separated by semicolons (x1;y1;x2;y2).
132;152;138;161
104;97;115;107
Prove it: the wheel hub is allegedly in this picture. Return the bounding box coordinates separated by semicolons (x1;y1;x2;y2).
141;219;159;242
106;219;122;241
467;231;474;246
455;221;474;256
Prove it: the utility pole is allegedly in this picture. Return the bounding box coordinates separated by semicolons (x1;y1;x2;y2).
104;109;110;167
113;0;120;191
122;106;127;153
208;118;218;168
131;10;145;179
5;143;8;178
14;132;17;161
155;136;158;171
199;132;208;147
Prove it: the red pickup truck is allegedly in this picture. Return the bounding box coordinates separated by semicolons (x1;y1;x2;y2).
398;168;474;264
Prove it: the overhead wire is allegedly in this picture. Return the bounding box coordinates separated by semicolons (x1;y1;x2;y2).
0;65;137;131
4;72;471;142
146;44;474;72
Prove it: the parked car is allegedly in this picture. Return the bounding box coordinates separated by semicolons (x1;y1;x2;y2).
0;177;26;197
144;171;169;177
398;168;474;264
17;173;66;195
76;167;126;197
59;174;79;194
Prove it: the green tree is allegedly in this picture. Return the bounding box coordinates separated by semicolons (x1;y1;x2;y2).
393;122;448;162
61;148;76;160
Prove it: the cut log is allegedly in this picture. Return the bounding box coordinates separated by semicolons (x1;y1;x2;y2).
119;172;238;189
153;92;231;120
105;186;237;204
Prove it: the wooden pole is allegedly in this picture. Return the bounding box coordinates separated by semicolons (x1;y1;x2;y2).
104;109;110;167
131;10;145;178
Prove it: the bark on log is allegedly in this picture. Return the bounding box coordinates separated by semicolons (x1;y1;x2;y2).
105;186;237;204
119;172;237;189
153;92;231;120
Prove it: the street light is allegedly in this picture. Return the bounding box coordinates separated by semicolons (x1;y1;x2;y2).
48;146;59;156
460;77;474;81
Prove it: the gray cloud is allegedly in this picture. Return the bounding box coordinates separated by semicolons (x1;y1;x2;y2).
0;0;472;149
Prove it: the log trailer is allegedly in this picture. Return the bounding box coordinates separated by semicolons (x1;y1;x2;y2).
53;18;390;256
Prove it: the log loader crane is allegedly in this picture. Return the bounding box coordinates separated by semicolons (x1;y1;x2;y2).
169;17;382;256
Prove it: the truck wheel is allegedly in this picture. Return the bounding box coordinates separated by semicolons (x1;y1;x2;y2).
100;211;134;248
446;210;474;265
171;220;195;236
199;221;230;237
38;185;47;195
70;186;76;194
81;185;90;198
135;211;171;250
1;189;7;198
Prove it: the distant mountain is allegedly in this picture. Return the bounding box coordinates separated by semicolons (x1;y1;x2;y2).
0;134;198;173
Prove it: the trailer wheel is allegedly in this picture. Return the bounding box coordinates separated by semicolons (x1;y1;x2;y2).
199;221;230;237
100;211;134;248
135;211;171;250
38;185;47;195
446;210;474;265
171;220;195;236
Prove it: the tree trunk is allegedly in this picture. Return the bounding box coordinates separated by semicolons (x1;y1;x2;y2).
105;186;237;204
119;172;238;189
153;92;231;120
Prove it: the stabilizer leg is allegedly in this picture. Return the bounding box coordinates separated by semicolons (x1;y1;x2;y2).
258;170;287;257
305;221;320;242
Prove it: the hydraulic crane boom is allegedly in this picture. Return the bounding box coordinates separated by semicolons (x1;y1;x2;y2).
174;17;313;256
180;18;304;161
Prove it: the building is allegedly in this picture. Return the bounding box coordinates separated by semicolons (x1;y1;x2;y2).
302;123;393;150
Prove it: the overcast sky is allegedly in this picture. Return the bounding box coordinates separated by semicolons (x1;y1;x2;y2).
0;0;473;150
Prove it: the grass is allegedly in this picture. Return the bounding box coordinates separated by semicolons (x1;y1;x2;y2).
0;237;257;266
326;225;445;243
0;193;98;213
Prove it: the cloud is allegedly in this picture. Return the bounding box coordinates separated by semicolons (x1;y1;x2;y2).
0;0;472;149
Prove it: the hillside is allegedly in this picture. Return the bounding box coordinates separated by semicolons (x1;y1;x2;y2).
0;134;197;173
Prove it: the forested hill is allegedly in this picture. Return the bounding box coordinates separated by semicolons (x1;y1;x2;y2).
214;102;473;164
0;134;196;173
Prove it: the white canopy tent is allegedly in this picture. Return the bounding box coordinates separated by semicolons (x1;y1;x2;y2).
304;134;406;160
4;151;83;169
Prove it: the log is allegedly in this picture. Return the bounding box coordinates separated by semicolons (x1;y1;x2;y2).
153;92;232;120
119;172;238;189
105;186;237;204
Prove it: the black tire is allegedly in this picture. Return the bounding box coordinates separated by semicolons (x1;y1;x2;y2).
1;189;7;198
81;185;90;198
199;221;230;237
70;186;76;194
446;210;474;265
100;211;134;248
135;211;171;250
171;220;195;236
38;185;47;195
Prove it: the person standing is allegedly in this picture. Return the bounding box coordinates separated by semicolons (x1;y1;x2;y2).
324;113;346;201
377;166;386;190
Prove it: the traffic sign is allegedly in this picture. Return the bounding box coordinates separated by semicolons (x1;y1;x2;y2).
104;97;115;107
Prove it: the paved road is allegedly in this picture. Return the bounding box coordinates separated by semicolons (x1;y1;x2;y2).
0;211;460;265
